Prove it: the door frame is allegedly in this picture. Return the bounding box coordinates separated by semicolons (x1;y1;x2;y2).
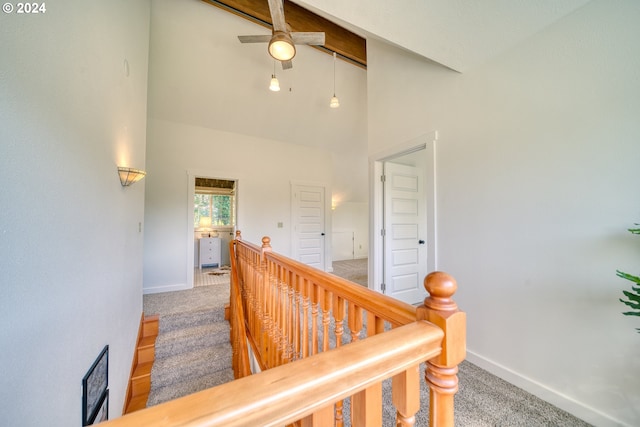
369;131;439;294
186;170;239;288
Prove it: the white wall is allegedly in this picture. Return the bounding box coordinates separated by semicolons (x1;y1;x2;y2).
367;1;640;426
0;1;150;425
143;119;332;293
332;202;368;260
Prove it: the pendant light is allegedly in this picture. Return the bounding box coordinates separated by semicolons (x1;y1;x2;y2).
330;52;340;108
269;61;280;92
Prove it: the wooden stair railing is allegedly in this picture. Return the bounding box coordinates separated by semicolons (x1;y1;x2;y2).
103;232;465;427
228;232;466;426
102;320;444;427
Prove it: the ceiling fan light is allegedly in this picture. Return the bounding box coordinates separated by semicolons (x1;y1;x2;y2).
330;95;340;108
269;75;281;91
268;31;296;61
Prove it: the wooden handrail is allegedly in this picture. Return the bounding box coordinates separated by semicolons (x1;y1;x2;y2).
104;233;465;426
101;321;444;427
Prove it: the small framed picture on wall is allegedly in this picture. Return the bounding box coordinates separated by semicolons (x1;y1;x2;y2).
82;345;109;426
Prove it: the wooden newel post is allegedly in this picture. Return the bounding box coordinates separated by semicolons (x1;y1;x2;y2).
235;230;242;241
261;236;272;262
416;271;466;427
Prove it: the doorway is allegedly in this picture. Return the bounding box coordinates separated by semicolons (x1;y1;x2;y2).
383;161;427;303
291;183;327;270
186;173;238;288
370;132;438;304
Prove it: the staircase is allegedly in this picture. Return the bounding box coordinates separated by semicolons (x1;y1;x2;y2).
143;282;234;407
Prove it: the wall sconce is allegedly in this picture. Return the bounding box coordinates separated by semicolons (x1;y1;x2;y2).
118;167;146;187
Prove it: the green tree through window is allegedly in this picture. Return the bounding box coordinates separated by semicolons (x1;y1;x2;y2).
194;193;234;228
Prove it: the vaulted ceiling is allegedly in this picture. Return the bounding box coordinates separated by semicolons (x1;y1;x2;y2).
203;0;593;72
201;0;367;67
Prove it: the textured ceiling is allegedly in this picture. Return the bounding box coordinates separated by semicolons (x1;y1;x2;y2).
294;0;592;72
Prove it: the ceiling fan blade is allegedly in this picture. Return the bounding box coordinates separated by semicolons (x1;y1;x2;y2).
291;32;325;46
238;35;272;43
281;60;293;70
268;0;287;33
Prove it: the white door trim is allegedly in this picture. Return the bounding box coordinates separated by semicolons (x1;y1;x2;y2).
187;169;239;288
369;131;439;294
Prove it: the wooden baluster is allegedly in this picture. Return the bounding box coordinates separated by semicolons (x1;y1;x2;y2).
280;265;291;363
276;263;285;365
285;268;293;362
292;273;301;360
392;365;420;427
301;278;310;358
352;383;382;427
300;404;334;427
244;246;255;356
348;304;363;343
229;269;238;375
250;254;266;357
287;271;299;360
321;288;331;352
259;256;267;367
268;260;278;367
347;303;364;425
416;272;466;427
261;237;274;368
366;312;385;337
311;284;319;355
333;295;345;348
333;295;346;427
248;249;258;351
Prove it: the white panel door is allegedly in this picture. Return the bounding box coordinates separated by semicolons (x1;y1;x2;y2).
384;162;427;304
292;184;325;269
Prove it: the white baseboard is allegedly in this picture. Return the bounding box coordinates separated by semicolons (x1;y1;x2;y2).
142;283;192;295
465;351;628;427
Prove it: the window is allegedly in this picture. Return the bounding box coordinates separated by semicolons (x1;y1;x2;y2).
194;191;234;228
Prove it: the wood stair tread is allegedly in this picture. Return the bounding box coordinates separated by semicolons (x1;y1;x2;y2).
124;314;159;415
125;394;149;413
139;336;156;348
133;361;153;378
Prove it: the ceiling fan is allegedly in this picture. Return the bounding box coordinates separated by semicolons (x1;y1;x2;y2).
237;0;325;69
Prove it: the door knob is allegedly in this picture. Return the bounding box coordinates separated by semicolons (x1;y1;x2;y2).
418;240;425;244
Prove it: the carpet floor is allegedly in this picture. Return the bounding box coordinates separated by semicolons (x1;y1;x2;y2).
143;280;234;406
142;262;592;426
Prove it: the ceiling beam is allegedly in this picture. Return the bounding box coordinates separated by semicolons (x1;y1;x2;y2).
201;0;367;68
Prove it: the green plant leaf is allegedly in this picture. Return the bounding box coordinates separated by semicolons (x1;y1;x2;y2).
616;270;640;284
617;224;640;329
620;298;640;309
622;290;640;302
